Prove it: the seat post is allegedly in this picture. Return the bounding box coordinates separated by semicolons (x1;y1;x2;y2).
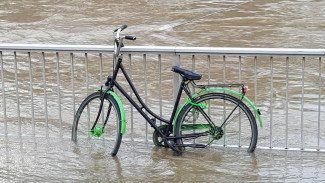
183;80;193;98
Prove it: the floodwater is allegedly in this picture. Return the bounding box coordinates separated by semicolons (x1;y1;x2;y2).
1;0;325;182
1;0;325;47
1;136;325;182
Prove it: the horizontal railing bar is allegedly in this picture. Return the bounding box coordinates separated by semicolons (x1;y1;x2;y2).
0;44;324;56
0;44;114;52
172;47;325;56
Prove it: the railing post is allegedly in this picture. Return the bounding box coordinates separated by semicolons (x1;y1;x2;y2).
173;54;180;104
128;54;134;141
14;52;21;137
0;51;7;136
42;52;49;138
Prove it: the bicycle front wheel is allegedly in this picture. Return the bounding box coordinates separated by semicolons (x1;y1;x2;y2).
174;93;258;152
72;91;122;156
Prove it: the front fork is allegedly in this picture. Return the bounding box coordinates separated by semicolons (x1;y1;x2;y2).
90;86;113;136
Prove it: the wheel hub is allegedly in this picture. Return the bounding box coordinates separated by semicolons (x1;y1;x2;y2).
91;126;103;137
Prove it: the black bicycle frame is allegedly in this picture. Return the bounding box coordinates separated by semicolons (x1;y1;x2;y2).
103;56;189;139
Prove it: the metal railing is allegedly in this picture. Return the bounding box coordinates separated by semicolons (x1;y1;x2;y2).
0;44;324;151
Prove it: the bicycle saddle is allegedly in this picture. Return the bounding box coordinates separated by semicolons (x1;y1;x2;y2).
172;66;202;80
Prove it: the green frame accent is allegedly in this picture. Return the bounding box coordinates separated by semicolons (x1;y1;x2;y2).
95;89;126;134
173;88;263;133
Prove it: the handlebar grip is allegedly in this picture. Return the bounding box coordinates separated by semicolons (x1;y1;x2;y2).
125;36;136;40
114;25;128;32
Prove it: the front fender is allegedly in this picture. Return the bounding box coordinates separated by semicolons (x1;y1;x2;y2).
95;89;126;134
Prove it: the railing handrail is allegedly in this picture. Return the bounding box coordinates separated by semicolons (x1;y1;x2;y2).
0;44;324;56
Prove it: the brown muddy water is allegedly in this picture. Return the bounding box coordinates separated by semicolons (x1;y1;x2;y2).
1;136;325;182
1;0;325;182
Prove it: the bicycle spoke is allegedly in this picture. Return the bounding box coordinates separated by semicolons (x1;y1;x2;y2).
222;110;243;128
196;106;216;129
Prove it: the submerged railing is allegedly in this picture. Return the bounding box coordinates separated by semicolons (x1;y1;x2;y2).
0;44;324;151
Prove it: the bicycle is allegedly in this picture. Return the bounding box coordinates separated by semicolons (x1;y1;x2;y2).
72;25;263;156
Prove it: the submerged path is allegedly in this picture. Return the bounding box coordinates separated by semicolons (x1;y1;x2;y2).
1;136;325;182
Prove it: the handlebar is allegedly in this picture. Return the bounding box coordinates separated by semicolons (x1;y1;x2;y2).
113;25;136;56
113;24;136;40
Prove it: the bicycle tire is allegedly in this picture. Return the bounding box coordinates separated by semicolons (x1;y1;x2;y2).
174;92;258;152
72;91;122;156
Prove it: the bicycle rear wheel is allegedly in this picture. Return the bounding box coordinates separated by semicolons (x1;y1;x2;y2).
72;91;122;156
174;93;258;152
